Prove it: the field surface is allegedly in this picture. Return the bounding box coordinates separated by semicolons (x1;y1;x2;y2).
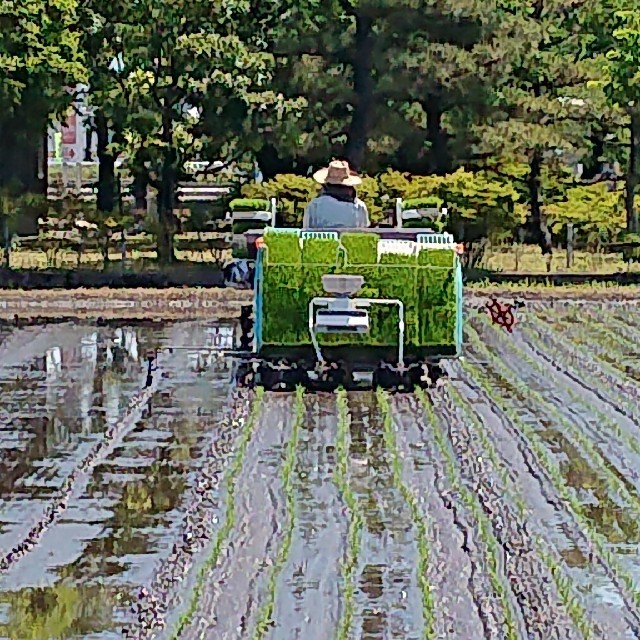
1;298;640;639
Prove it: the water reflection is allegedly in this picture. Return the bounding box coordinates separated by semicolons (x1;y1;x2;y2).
0;582;118;639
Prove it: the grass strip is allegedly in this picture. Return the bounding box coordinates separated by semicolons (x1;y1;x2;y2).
333;388;365;640
376;389;436;639
446;383;597;639
171;388;265;639
460;333;640;616
414;388;520;640
252;387;305;638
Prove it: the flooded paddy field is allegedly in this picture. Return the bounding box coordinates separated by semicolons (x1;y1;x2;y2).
2;299;640;639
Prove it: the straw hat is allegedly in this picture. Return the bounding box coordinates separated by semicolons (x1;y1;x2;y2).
313;159;362;186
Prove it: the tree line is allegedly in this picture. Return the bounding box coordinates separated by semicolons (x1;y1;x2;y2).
1;0;639;263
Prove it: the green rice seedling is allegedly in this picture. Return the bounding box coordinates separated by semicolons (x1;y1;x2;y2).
446;384;597;639
260;231;458;349
415;389;520;640
460;341;640;614
333;388;365;640
474;319;640;519
171;389;265;639
376;389;436;639
253;387;305;638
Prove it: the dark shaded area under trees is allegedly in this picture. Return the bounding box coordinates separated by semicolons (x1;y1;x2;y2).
1;0;639;265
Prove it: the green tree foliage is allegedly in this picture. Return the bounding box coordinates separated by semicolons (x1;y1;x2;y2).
83;0;304;263
545;182;625;244
584;2;640;232
6;0;640;261
0;0;87;195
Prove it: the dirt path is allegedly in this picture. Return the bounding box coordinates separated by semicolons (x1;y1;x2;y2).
179;394;293;640
266;394;347;640
391;396;488;640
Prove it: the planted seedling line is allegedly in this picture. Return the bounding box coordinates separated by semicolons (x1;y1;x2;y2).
170;388;265;640
415;388;520;640
529;311;640;390
461;336;640;629
520;318;640;429
445;383;599;640
252;386;305;639
376;389;436;640
473;319;640;517
432;389;553;640
333;388;365;640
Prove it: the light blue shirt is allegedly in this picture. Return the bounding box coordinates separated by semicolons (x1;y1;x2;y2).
302;195;370;229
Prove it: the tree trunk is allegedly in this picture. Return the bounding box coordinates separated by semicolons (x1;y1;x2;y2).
156;112;176;265
424;94;451;175
526;151;553;255
133;169;148;212
95;111;115;214
344;14;374;171
255;144;295;180
625;110;640;234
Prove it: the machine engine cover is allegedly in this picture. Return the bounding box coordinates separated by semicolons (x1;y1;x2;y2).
315;309;370;334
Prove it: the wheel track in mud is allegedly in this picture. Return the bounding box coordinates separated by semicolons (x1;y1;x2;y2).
389;396;492;639
0;367;161;577
473;318;640;510
461;330;640;635
121;388;255;639
394;394;510;640
426;377;601;639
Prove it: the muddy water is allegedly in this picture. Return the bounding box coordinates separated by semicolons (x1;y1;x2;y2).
267;394;347;640
345;393;424;640
0;320;236;639
463;333;640;636
180;394;292;639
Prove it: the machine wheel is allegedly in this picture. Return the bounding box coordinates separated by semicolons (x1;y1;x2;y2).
308;361;347;393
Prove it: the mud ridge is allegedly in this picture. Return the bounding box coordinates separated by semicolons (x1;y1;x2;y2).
459;338;640;636
177;394;292;639
432;385;584;639
121;389;254;639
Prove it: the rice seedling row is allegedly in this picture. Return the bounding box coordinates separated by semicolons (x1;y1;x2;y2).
474;318;640;507
462;328;640;631
439;378;599;639
452;354;637;638
376;388;436;639
415;388;521;639
520;314;640;423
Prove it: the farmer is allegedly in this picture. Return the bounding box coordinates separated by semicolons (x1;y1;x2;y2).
303;159;370;229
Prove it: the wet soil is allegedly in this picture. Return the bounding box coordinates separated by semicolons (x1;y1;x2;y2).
266;394;347;640
178;394;293;640
0;320;238;639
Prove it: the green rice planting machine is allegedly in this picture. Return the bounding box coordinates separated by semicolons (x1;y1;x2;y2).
229;198;464;391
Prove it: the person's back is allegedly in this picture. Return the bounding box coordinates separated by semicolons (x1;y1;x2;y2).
302;160;370;229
